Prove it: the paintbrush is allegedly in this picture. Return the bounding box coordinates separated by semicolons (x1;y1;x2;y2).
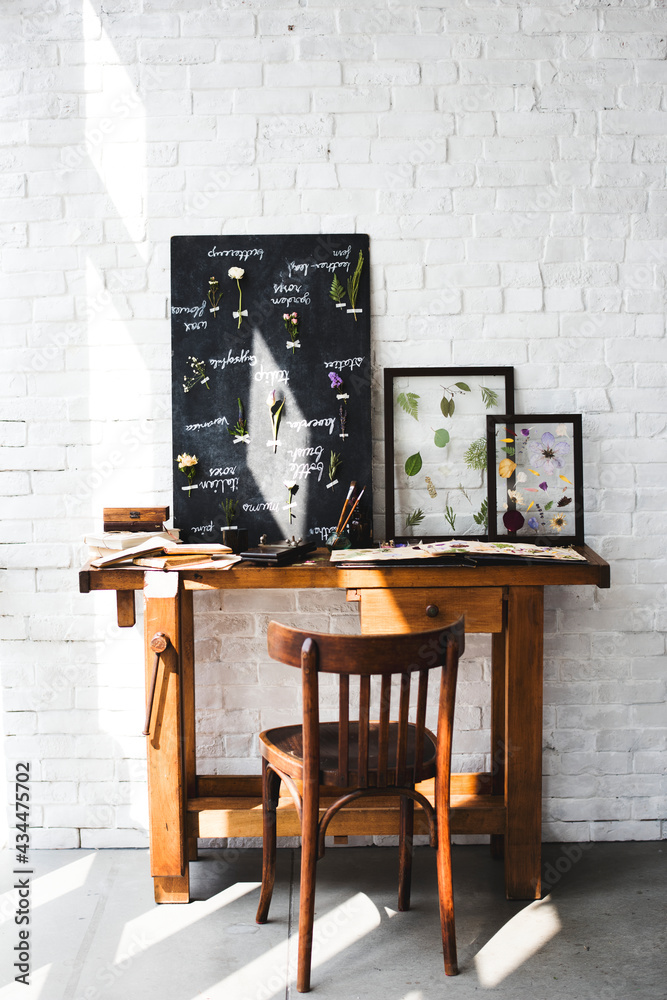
338;486;365;535
335;480;356;534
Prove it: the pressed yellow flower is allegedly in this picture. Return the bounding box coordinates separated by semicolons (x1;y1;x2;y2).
550;514;567;531
528;468;540;476
499;458;516;478
559;475;573;485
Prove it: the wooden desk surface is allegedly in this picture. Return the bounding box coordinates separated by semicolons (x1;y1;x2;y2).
80;544;609;594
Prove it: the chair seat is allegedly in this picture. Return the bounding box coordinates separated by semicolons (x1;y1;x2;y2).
259;721;438;787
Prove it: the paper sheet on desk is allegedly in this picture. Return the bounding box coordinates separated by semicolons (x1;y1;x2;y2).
329;541;587;563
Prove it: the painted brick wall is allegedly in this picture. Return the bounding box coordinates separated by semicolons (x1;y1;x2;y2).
1;0;665;849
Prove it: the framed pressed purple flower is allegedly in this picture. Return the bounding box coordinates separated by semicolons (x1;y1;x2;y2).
486;413;584;546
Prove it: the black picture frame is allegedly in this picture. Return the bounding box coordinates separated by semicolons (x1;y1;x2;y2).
486;413;584;546
384;366;515;542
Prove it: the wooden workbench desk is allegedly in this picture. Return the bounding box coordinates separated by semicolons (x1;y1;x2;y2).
80;547;609;904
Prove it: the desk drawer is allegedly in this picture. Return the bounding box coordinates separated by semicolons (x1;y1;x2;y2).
358;587;503;635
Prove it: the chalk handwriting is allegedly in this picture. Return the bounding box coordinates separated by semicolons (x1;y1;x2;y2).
286;445;325;464
287;251;352;279
310;525;337;541
270;289;311;308
253;362;289;386
209;465;237;476
243;500;280;512
184;416;229;432
289;461;324;482
191;522;215;535
209;348;257;371
324;357;365;372
200;477;239;494
274;281;303;294
284;416;336;435
172;300;206;319
208;246;264;262
332;245;352;257
185;321;207;332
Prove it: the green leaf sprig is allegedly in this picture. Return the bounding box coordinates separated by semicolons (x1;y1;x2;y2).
405;508;425;529
397;391;419;421
329;273;345;304
440;381;470;418
346;250;364;320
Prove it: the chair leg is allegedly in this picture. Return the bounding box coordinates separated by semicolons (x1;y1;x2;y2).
297;775;319;993
398;794;414;911
256;759;281;924
435;780;458;976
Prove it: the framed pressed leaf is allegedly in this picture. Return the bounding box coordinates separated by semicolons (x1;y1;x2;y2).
486;413;584;546
384;367;515;542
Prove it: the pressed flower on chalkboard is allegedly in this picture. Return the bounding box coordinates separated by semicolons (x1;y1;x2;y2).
266;390;284;454
176;453;198;497
207;276;222;318
229;398;249;443
284;480;299;524
328;450;342;488
228;267;245;328
329;273;346;307
183;356;209;392
329;372;349;439
346;250;364;320
284;311;300;353
221;497;238;527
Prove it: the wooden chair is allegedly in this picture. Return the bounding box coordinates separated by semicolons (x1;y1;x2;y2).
255;617;464;992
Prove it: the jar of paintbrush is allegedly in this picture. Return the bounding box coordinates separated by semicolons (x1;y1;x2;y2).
326;481;365;552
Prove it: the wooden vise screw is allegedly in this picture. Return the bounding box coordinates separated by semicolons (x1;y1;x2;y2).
143;632;170;737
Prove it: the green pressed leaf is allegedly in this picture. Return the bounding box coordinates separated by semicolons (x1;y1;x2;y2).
405;452;422;477
544;501;554;511
464;437;487;471
397;391;419;421
329;273;345;303
405;508;425;529
434;428;450;448
455;381;471;392
444;506;456;531
500;445;515;456
480;386;499;410
440;396;449;417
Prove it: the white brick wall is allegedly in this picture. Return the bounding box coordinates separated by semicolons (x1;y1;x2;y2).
1;0;665;849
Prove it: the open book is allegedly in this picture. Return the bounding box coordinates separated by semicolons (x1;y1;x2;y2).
92;537;232;568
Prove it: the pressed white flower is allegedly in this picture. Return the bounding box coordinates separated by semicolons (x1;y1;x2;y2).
228;267;245;280
283;479;296;490
266;390;276;407
177;453;198;469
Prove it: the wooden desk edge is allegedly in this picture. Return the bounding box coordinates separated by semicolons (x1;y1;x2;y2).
79;546;610;594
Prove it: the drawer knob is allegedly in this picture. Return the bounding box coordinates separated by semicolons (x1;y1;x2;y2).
426;604;440;618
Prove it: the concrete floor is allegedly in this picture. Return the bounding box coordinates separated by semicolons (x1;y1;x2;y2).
1;843;665;1000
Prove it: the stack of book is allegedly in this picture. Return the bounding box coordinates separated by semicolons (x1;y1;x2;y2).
85;532;240;571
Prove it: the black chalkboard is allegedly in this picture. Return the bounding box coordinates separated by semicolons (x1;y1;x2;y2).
171;234;372;546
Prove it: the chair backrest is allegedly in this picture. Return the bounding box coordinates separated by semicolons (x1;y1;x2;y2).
267;617;464;789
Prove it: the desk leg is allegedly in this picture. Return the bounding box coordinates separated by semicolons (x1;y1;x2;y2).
504;586;543;900
144;586;190;903
180;588;199;863
490;630;506;861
